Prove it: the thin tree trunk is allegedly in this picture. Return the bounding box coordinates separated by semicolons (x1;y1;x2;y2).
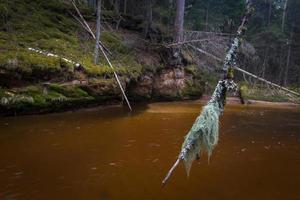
123;0;127;14
267;0;272;26
174;0;185;43
278;0;288;84
94;0;101;64
284;38;292;86
114;0;121;30
205;2;209;31
281;0;288;32
115;0;120;13
278;45;284;84
144;0;152;39
262;46;269;78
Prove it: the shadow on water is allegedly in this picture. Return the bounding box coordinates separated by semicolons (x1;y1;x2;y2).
0;101;299;200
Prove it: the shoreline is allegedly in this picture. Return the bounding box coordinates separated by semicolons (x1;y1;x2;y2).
197;95;300;108
1;96;300;117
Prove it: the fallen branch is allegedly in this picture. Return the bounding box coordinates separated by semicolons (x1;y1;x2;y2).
234;66;300;96
71;0;132;111
184;30;234;37
187;44;300;97
162;0;253;186
163;39;211;48
187;44;222;62
28;47;81;67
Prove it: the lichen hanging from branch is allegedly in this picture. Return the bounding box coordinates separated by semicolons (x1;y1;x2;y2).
162;0;254;187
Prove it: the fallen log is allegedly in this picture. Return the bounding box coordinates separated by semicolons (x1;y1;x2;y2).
187;44;300;97
162;0;253;187
28;47;81;68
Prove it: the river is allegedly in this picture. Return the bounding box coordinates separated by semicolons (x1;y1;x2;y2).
0;101;299;200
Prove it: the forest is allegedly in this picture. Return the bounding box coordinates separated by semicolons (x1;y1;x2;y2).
0;0;299;200
0;0;299;114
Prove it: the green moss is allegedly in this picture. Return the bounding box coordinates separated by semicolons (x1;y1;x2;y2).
185;65;198;76
0;0;146;85
49;84;89;98
101;31;128;54
239;82;299;102
0;49;65;80
182;81;204;99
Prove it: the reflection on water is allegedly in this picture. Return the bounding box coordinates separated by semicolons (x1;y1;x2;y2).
0;102;299;200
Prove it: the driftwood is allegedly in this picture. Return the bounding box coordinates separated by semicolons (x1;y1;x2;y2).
71;0;132;111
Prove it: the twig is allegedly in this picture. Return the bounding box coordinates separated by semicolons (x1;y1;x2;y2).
187;44;222;62
163;39;211;48
70;0;132;111
162;158;181;187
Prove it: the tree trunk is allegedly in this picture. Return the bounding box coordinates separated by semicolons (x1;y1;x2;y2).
281;0;288;32
267;0;272;26
123;0;127;14
279;0;288;84
205;2;209;31
94;0;101;64
87;0;96;9
174;0;185;43
144;0;153;39
284;38;292;86
115;0;120;14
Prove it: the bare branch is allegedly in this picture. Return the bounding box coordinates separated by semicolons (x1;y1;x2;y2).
162;158;181;187
70;0;132;111
187;44;300;97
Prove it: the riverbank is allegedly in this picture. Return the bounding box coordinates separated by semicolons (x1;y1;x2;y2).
1;0;299;116
199;95;300;108
2;94;299;117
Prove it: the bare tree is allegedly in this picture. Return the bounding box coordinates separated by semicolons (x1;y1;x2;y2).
94;0;101;64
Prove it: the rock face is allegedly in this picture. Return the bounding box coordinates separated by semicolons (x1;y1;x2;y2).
81;79;123;101
129;67;204;100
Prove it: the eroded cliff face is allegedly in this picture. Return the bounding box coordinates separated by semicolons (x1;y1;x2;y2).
129;67;204;101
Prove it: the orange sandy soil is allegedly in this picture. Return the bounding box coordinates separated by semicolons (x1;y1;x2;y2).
197;95;300;109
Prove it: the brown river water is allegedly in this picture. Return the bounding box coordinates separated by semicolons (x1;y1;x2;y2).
0;101;300;200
